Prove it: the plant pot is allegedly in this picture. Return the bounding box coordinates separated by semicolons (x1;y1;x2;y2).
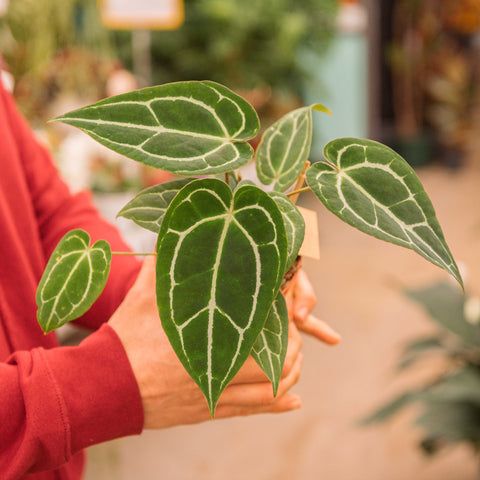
390;132;435;167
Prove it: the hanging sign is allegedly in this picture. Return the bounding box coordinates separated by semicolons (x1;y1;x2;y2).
98;0;184;30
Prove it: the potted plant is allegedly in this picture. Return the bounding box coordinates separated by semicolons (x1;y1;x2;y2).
363;281;480;456
35;80;463;416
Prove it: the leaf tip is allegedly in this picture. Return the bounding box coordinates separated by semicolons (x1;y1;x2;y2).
311;103;332;115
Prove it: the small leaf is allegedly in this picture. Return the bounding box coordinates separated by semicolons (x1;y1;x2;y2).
118;178;193;233
251;292;289;396
269;191;305;271
306;138;463;288
36;229;111;333
156;178;287;415
312;103;332;115
256;106;313;191
53;81;260;176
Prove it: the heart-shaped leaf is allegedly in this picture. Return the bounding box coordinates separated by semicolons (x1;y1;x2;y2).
251;292;289;396
256;104;327;192
36;229;111;333
306;138;463;288
118;178;193;233
54;81;259;176
270;192;305;271
156;178;287;415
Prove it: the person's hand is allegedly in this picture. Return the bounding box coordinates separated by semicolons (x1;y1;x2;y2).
109;257;304;429
285;268;341;345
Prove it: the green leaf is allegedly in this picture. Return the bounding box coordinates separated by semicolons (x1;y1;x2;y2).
415;400;480;445
36;229;111;333
361;390;422;425
156;178;287;415
405;283;480;348
306;138;463;288
256;106;313;191
397;336;445;371
213;171;239;190
53;81;260;176
424;367;480;406
251;292;289;396
118;178;193;233
312;103;333;115
269;191;305;271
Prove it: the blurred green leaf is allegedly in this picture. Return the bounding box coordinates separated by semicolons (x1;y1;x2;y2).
406;283;480;348
397;336;445;370
361;390;424;425
415;400;480;445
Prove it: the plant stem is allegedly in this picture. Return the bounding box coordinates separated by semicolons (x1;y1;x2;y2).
111;252;156;256
289;160;311;204
225;171;230;186
286;186;311;198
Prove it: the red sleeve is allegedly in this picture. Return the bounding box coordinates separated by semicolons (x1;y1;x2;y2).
0;324;144;478
0;76;145;478
2;85;142;330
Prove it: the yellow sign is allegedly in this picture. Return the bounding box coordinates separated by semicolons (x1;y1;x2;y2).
99;0;184;30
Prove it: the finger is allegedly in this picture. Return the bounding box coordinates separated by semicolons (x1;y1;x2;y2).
296;314;341;345
282;321;302;377
214;392;302;419
292;270;317;323
220;352;303;407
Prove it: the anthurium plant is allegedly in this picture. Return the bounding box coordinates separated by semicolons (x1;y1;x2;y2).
36;80;463;415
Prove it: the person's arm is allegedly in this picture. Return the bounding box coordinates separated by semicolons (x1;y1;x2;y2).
0;323;144;478
0;257;304;479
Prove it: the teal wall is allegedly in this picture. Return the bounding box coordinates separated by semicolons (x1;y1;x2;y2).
302;31;368;162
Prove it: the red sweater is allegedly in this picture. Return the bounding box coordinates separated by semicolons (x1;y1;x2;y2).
0;81;144;479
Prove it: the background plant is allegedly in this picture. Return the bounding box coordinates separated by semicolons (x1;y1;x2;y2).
363;281;480;456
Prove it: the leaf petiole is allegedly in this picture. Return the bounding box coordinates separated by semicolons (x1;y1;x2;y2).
111;251;156;256
286;186;311;198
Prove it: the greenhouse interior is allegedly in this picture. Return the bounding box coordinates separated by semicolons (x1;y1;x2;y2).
1;1;480;479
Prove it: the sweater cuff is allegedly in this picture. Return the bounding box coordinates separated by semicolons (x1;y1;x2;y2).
41;323;144;454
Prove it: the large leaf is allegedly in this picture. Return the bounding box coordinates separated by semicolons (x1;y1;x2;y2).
156;178;287;414
251;292;289;396
306;138;463;287
36;229;111;333
53;81;259;176
269;191;305;271
256;105;313;192
118;178;193;233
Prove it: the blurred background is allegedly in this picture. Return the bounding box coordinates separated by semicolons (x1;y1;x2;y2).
1;0;480;478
